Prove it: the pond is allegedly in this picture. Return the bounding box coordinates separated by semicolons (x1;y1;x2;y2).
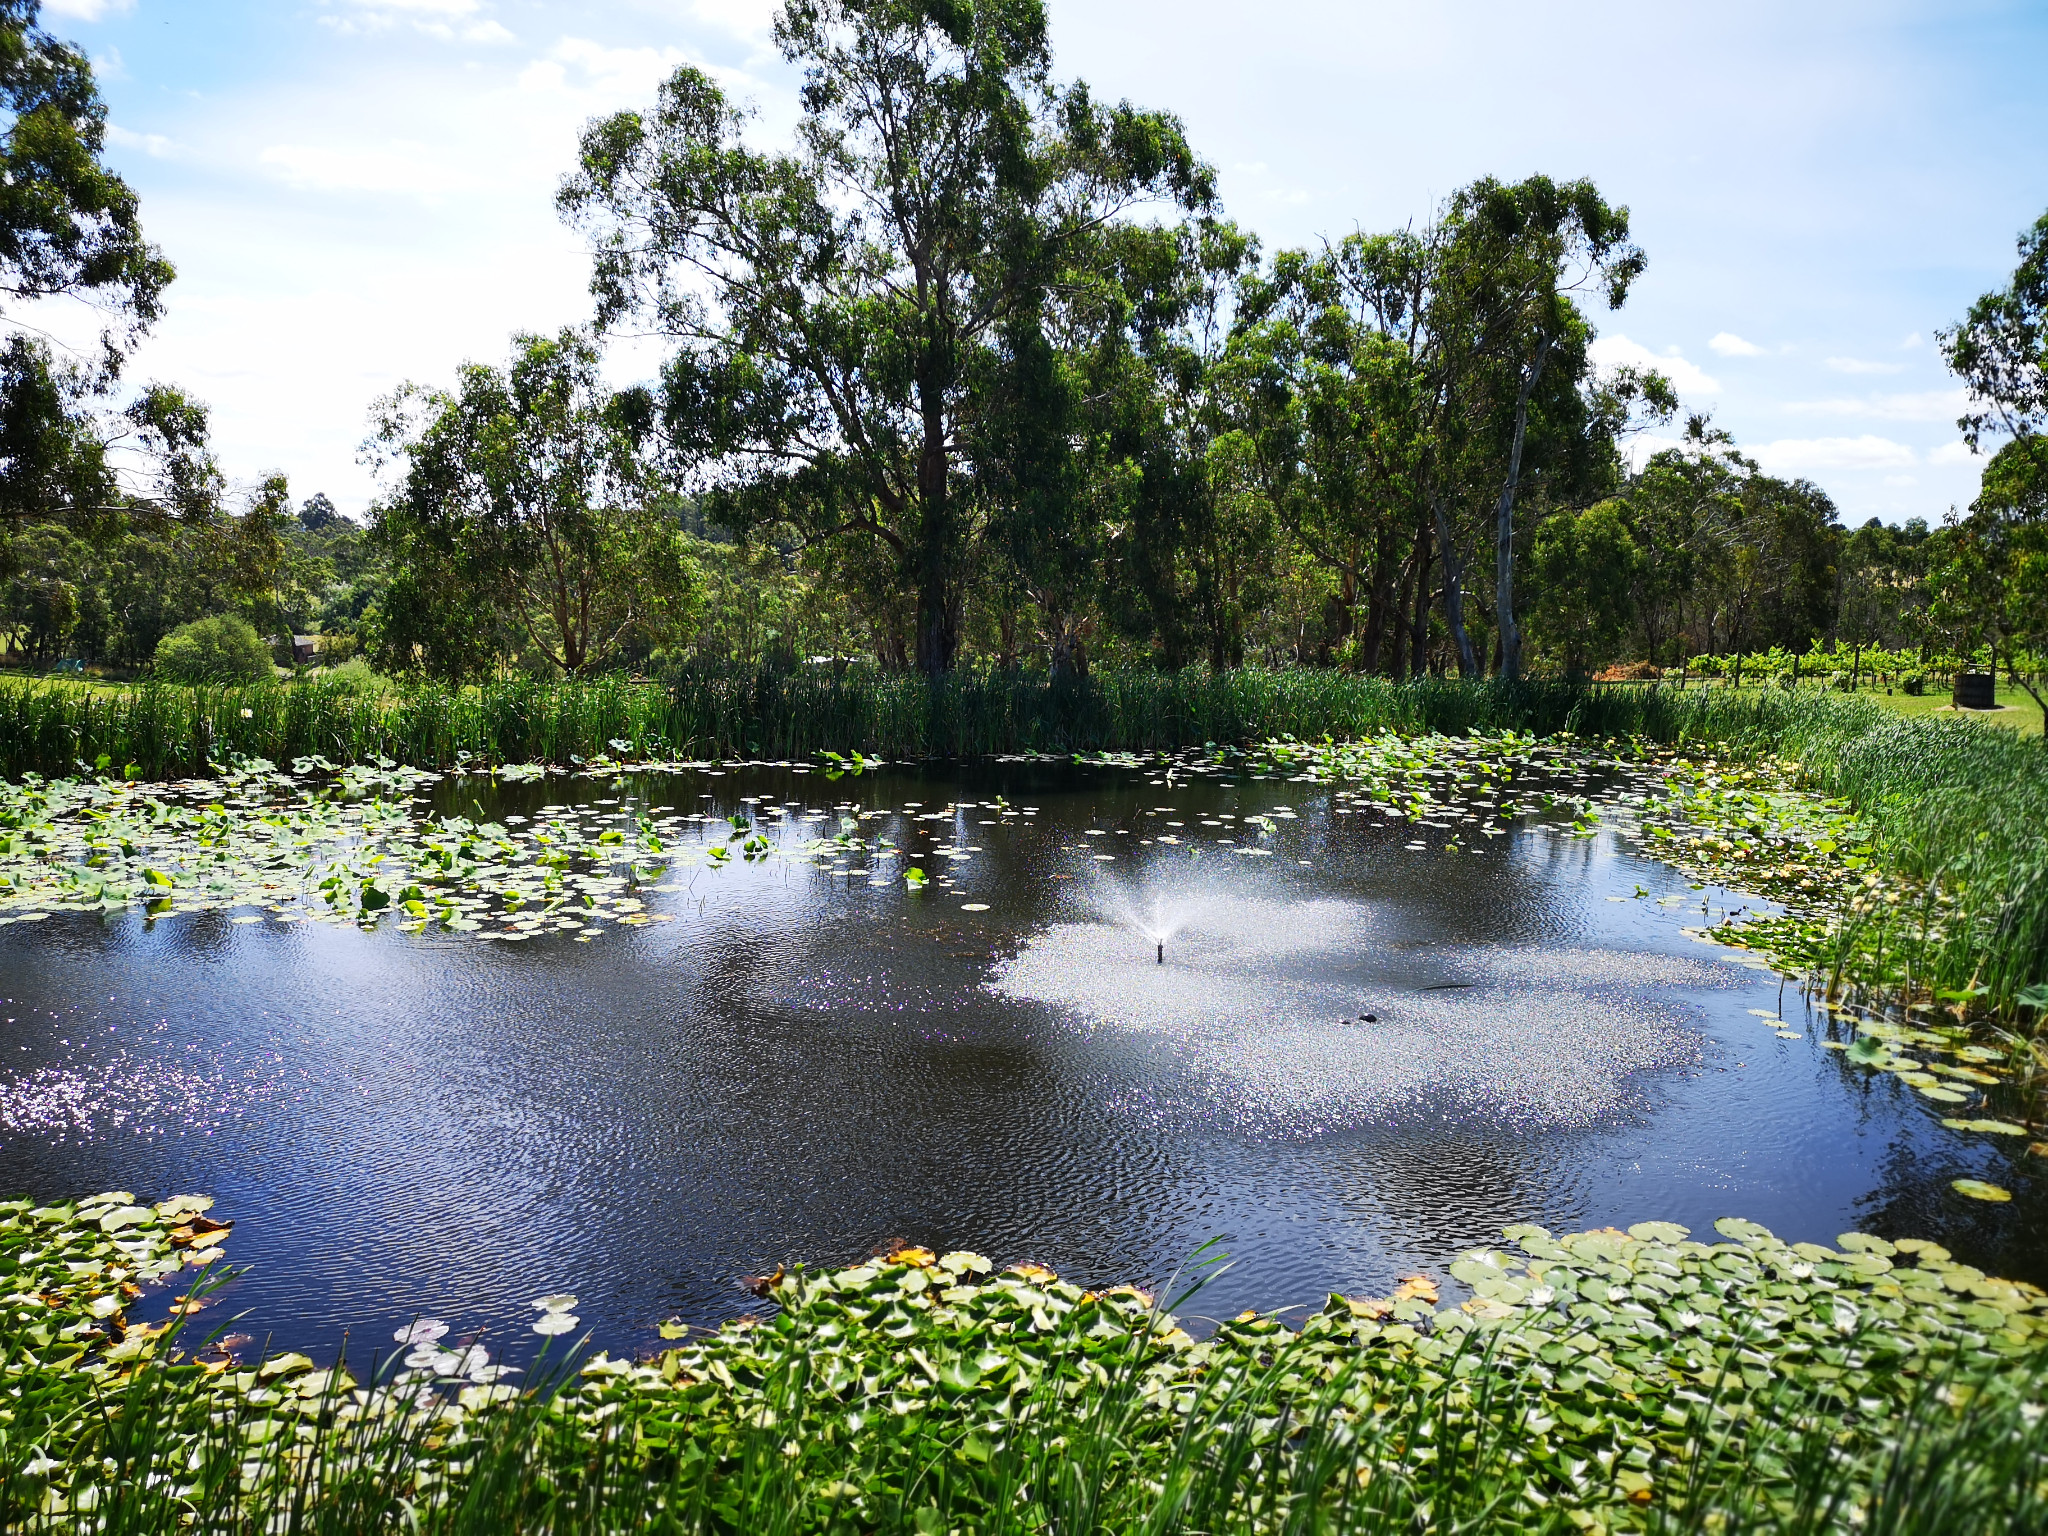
0;751;2039;1362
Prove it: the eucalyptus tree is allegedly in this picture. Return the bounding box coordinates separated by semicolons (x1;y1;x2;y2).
0;2;171;353
1224;248;1405;671
1942;208;2048;477
1527;500;1638;674
0;0;173;543
1935;207;2048;726
367;330;701;680
556;0;1212;675
1013;216;1265;672
1395;177;1649;677
1225;177;1656;678
1930;441;2048;731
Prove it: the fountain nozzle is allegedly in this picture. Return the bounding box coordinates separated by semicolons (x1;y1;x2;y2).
1157;941;1164;965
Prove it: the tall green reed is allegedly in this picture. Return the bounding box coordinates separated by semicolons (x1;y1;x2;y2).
0;669;1603;777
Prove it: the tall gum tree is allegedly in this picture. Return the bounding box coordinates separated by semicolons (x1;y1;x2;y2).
556;0;1211;675
1938;209;2048;730
1427;177;1647;679
1229;177;1661;678
0;1;175;563
366;331;702;679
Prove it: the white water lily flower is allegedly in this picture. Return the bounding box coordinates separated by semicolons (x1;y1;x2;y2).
1675;1310;1704;1331
394;1319;448;1345
25;1454;58;1476
1527;1286;1556;1307
531;1293;578;1313
532;1311;579;1337
1831;1303;1860;1334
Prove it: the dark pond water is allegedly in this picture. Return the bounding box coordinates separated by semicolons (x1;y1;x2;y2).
0;759;2039;1363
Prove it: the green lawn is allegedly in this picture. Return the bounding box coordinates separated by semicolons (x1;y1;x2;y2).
1863;679;2045;736
1672;677;2045;737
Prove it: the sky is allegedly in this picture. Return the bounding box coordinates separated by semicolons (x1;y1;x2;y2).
27;0;2048;525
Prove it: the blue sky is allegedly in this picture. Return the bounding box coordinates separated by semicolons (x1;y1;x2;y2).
33;0;2048;524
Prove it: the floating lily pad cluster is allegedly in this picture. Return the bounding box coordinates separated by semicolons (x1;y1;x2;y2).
0;759;986;941
0;1191;229;1384
1108;731;1627;852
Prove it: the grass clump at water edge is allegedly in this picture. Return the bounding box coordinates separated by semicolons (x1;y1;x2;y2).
3;1196;2046;1534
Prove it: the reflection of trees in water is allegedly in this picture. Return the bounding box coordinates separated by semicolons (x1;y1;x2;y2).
1853;1135;2047;1288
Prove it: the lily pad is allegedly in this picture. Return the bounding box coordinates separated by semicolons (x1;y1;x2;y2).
1951;1179;2013;1203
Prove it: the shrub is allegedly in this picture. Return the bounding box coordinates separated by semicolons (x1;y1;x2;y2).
150;616;274;685
318;656;383;694
1902;673;1927;695
311;632;358;666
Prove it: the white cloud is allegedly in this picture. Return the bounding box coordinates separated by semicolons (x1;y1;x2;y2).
1753;435;1917;474
1588;334;1719;396
1902;332;1924;349
1708;331;1763;357
1825;356;1906;375
43;0;135;20
1929;440;1980;465
1782;388;1968;422
320;0;518;38
331;0;483;15
106;123;181;159
520;38;698;99
690;0;779;43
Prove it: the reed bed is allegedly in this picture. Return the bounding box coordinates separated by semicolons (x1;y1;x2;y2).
0;668;1617;777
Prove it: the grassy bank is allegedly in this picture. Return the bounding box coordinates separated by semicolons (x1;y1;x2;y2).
4;1196;2045;1534
1868;682;2043;736
1585;688;2048;1029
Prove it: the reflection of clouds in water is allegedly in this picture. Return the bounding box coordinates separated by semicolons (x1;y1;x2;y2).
0;1054;268;1142
989;897;1714;1138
